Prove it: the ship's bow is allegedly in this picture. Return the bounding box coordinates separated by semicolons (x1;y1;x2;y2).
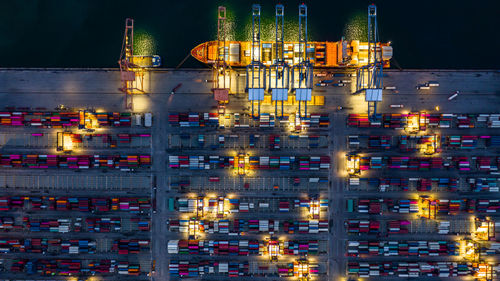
191;42;208;64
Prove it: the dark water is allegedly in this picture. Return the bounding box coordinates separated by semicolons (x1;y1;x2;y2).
1;0;499;69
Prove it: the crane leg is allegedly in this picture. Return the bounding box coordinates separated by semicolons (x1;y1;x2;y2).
281;101;284;119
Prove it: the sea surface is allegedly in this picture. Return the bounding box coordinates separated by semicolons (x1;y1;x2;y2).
0;0;499;69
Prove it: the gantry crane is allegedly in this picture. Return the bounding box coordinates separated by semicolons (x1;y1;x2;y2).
119;18;143;110
118;18;160;110
213;6;230;115
291;4;313;118
267;237;281;262
294;258;310;281
356;4;384;120
188;218;199;239
246;4;266;119
269;4;290;119
474;217;495;241
196;197;205;218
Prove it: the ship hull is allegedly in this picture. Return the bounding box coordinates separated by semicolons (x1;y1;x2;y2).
191;40;392;68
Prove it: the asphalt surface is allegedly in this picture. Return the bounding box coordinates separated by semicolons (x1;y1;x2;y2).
0;68;499;280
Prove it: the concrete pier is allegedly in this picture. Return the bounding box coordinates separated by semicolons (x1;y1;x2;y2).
0;68;499;280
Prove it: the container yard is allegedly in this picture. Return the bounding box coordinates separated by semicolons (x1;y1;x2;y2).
0;103;153;279
0;2;499;281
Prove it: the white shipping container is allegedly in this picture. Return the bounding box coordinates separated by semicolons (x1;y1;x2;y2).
144;112;152;127
135;114;142;126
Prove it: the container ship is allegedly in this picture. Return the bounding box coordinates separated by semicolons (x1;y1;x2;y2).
191;39;392;68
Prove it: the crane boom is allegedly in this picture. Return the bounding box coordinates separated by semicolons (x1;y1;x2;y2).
275;4;284;63
251;4;261;64
298;4;307;64
269;4;289;118
367;4;383;90
292;4;313;118
119;18;134;67
213;6;230;113
356;4;383;119
246;4;266;118
118;18;145;110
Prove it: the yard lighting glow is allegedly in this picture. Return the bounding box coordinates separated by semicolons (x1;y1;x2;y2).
406;112;420;133
473;217;495;241
267;239;281;262
346;154;360;176
459;240;478;261
418;196;437;220
294;259;310;279
217;196;225;218
188;218;200;237
309;199;320;219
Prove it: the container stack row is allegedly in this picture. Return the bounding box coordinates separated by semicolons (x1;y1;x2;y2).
0;154;151;169
175;197;327;214
9;259;140;276
0;196;150;213
168;112;220;127
348;262;478;278
0;111;133;127
168;155;330;170
167;239;320;256
168;219;329;235
347;240;459;257
169;260;249;277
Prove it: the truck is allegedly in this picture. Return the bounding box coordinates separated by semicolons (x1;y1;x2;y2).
337;106;353;110
168;198;174;212
152;187;157;214
144;113;152;127
314;72;327;77
171;83;182;95
167;240;179;254
347;199;354;213
448;91;459;101
135;114;142;126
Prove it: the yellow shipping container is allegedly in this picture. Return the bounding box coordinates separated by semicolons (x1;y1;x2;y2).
262;95;272;105
313;96;325;105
